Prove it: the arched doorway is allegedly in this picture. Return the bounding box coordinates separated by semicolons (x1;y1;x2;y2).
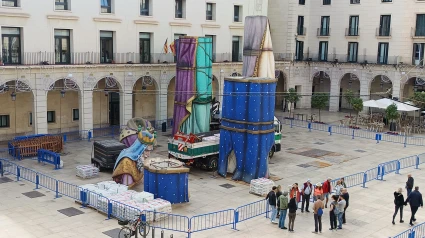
0;80;34;140
339;73;360;110
167;77;175;121
47;78;80;134
403;77;425;102
311;71;331;108
93;77;121;128
133;75;157;121
275;70;286;111
370;75;392;100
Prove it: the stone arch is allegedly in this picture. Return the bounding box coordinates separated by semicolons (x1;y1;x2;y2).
401;77;425;102
0;79;34;137
369;75;393;100
132;75;159;120
311;71;331;109
339;73;360;110
46;78;81;134
275;70;287;110
92;76;122;128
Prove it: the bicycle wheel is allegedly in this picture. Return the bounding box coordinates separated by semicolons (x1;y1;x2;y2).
118;227;133;238
138;222;150;236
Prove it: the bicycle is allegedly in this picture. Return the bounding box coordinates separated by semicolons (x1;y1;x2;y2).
118;215;150;238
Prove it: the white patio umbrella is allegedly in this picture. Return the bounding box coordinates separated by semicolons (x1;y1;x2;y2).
363;100;386;109
376;98;420;112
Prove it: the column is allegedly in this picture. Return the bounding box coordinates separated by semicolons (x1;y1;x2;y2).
329;76;340;112
33;81;48;135
360;77;370;113
79;91;93;136
158;81;168;124
122;87;133;126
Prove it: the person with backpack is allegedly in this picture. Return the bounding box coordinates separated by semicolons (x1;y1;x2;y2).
337;195;346;229
278;191;289;229
288;194;297;232
312;196;324;234
393;188;406;225
329;195;339;231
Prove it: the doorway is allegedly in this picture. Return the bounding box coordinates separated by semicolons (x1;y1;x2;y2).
109;92;120;126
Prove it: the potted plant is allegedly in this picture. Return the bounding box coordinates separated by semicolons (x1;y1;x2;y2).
283;88;302;119
311;93;329;123
385;103;399;132
351;97;364;127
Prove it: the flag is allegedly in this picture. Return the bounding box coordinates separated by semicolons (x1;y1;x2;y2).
163;38;169;53
170;40;176;56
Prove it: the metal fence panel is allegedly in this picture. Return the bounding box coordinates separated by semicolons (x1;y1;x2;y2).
412;222;425;238
310;122;328;132
143;210;189;233
190;209;235;233
110;200;142;221
86;190;110;214
19;166;37;183
57;180;81;200
236;199;269;222
406;136;425;146
330;172;364;188
353;129;377;140
364;167;380;183
380;133;405;144
399;156;417;169
381;160;399;175
38;173;57;191
330;126;353;136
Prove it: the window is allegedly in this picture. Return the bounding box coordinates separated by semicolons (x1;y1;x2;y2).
413;43;425;66
55;0;68;10
232;36;241;62
319;41;328;61
323;0;331;5
299;0;305;5
297;16;305;35
47;111;56;123
140;0;149;16
382;0;392;2
347;42;358;62
2;0;17;7
55;29;71;64
101;0;111;13
140;33;151;64
100;31;113;63
348;16;359;36
1;27;21;65
378;42;389;64
379;15;391;36
350;0;360;4
295;41;304;61
206;3;216;21
0;115;10;128
319;16;330;36
205;35;216;62
234;5;242;22
175;0;185;18
72;109;79;121
415;14;425;37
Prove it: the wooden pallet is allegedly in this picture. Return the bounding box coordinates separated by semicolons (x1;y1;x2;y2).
11;135;63;158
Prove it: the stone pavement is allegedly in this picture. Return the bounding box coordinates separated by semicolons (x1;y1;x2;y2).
1;109;425;237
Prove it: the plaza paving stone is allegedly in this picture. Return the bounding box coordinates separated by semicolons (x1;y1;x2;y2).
1;109;425;237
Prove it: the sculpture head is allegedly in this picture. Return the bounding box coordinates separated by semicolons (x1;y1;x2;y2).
138;130;155;145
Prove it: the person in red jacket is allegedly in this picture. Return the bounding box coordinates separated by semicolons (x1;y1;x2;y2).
322;177;332;208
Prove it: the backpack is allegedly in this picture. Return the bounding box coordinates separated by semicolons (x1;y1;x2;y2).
318;207;323;216
333;202;340;215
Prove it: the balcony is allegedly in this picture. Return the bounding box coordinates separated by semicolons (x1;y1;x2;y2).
297;27;307;36
345;27;360;37
411;27;425;38
317;28;330;37
376;27;392;38
295;53;400;65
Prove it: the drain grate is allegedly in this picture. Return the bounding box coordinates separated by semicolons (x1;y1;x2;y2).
22;191;45;198
0;177;13;184
103;228;121;238
219;183;236;189
57;207;84;217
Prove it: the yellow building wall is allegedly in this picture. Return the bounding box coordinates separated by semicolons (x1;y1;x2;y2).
133;79;156;120
47;90;80;132
0;92;33;136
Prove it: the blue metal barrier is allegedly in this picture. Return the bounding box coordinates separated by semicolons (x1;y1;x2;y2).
142;210;190;234
37;149;61;170
189;209;235;234
235;199;269;225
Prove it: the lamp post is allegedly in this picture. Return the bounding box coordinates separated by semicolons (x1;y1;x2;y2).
11;91;16;135
60;90;65;133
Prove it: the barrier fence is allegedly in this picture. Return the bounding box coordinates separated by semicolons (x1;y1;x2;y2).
1;151;425;238
37;149;61;170
282;118;425;147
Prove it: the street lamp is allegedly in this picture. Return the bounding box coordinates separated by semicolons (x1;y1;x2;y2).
11;92;16;101
60;90;66;98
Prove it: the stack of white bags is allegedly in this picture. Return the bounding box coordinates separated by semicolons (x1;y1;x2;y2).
249;178;275;196
80;181;172;222
76;165;99;179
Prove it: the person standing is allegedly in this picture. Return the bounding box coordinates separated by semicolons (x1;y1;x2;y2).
288;195;297;232
334;180;343;195
301;179;313;213
393;188;406;225
290;183;301;209
405;186;423;226
342;188;349;224
329;195;339;231
276;185;282;218
340;177;347;188
312;196;324;234
406;174;414;197
322;178;332;208
266;186;278;224
278;191;289;229
314;183;323;202
337;195;346;229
